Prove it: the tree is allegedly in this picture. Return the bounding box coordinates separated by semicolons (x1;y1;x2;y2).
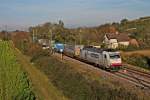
59;20;64;27
0;30;10;40
12;31;30;54
121;18;128;25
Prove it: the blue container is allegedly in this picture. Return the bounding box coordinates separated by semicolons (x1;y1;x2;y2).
54;43;64;52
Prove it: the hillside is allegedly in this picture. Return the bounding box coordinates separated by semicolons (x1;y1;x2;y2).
117;16;150;48
27;16;150;48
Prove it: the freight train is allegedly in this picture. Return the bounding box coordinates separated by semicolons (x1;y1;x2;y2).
54;44;122;71
80;46;122;71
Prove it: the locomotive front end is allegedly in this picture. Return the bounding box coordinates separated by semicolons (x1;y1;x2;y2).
109;52;122;71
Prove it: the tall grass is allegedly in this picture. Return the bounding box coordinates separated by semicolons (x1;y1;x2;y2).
0;41;35;100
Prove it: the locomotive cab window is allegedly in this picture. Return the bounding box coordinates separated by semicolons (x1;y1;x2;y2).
109;54;120;59
42;45;47;47
104;54;107;59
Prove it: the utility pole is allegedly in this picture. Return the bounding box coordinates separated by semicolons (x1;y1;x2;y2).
35;28;38;41
32;29;35;43
51;30;53;42
49;27;55;45
48;29;52;42
49;28;53;53
5;25;8;40
32;28;38;43
79;29;82;45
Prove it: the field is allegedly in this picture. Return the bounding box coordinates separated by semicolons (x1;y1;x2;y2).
0;41;35;100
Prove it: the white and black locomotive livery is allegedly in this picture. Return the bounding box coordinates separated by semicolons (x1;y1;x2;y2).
80;47;122;70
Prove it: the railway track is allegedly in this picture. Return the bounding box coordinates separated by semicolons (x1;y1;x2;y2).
113;66;150;90
124;66;150;78
56;53;150;90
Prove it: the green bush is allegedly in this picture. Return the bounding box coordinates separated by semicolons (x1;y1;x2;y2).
28;43;52;62
117;44;139;51
30;49;51;62
123;54;150;70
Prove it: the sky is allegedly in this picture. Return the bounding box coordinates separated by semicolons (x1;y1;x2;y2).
0;0;150;30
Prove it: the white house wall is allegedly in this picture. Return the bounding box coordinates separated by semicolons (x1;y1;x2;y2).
103;34;129;49
108;39;118;49
118;41;129;46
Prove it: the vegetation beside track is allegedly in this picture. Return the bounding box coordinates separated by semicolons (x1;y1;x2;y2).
0;41;35;100
10;30;150;99
14;47;68;100
122;54;150;70
31;52;149;100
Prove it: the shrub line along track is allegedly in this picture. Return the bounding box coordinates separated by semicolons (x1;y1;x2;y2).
58;53;150;91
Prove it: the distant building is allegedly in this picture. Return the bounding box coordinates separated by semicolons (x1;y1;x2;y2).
103;32;130;49
38;39;50;49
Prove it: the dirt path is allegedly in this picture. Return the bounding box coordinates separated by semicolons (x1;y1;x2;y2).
14;49;68;100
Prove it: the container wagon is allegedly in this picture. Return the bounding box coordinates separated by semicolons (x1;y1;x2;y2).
64;44;84;57
54;43;64;53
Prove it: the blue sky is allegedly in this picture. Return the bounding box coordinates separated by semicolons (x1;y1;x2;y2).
0;0;150;30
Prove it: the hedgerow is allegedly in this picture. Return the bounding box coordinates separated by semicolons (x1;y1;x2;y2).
123;54;150;70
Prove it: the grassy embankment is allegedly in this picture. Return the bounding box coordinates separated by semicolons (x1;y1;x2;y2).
14;47;68;100
31;51;150;100
0;41;35;100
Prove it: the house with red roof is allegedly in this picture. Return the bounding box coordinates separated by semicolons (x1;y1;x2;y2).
103;32;130;49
